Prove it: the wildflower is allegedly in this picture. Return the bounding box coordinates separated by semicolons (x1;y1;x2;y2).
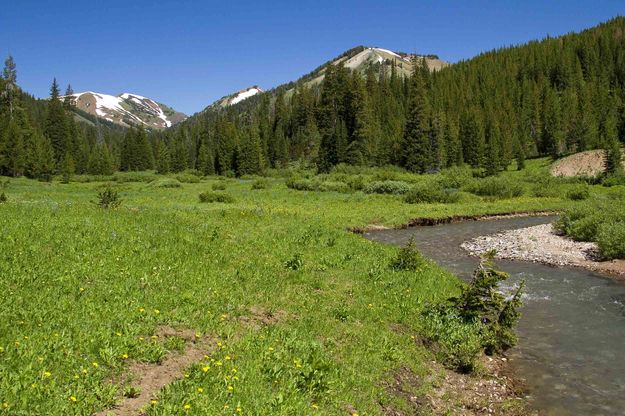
236;407;242;413
232;368;237;373
138;308;145;313
31;383;37;388
153;309;160;315
116;332;122;337
217;341;223;347
79;287;85;292
216;361;223;366
202;366;210;372
183;404;191;410
82;369;88;374
312;404;319;409
233;376;239;381
223;405;230;409
0;347;4;353
227;385;233;391
74;375;80;380
69;396;77;402
197;387;203;393
225;355;231;361
368;303;373;308
2;403;8;409
151;400;158;405
122;353;129;359
184;373;189;378
43;371;51;378
268;347;274;351
151;335;158;340
92;362;99;368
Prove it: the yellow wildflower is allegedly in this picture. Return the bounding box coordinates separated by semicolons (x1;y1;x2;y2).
225;355;231;361
227;385;233;391
202;366;210;372
236;407;242;413
183;403;191;410
69;396;77;402
43;371;51;378
122;353;129;359
197;387;203;393
92;362;99;368
151;400;158;405
154;309;160;315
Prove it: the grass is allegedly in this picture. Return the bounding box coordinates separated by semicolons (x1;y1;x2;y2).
0;158;610;415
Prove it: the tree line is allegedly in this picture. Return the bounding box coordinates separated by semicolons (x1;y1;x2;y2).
2;17;625;179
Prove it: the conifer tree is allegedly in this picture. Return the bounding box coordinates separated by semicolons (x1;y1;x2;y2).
400;58;432;173
45;78;68;163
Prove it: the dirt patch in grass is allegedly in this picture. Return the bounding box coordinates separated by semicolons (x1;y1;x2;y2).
550;149;625;177
383;357;533;416
238;306;287;330
95;327;216;416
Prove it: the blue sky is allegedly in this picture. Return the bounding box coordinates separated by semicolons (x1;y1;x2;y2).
1;0;623;115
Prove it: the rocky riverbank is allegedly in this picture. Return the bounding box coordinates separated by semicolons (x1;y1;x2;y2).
461;223;625;278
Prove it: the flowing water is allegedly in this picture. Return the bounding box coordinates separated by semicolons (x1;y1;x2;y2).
364;216;625;415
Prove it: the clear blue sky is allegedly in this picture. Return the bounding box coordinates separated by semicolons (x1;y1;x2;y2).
1;0;623;115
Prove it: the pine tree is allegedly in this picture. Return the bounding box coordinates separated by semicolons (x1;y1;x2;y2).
400;58;432;173
604;109;622;175
155;139;171;174
237;127;263;176
45;78;68;164
61;152;75;183
2;55;17;120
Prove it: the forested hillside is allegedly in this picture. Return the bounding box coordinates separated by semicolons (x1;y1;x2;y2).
2;17;625;179
0;60;126;178
156;17;625;177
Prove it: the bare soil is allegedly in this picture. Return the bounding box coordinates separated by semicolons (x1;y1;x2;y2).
550;149;625;177
95;327;216;416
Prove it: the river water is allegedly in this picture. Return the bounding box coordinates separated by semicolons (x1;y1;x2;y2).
364;216;625;415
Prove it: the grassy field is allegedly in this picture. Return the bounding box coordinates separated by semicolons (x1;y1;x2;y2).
0;158;617;415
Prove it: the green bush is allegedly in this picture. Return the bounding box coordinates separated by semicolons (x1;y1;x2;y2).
597;222;625;259
466;176;524;199
420;254;523;372
198;191;235;203
363;180;411;195
566;185;590;200
389;238;426;271
149;178;182;188
405;184;460;204
0;192;6;203
286;178;319;191
436;166;475;189
175;172;201;183
568;213;606;241
318;181;350;193
212;182;227;191
419;309;483;373
601;173;625;187
95;186;121;209
251;179;269;190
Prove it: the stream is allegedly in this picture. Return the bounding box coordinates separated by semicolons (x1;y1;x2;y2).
364;216;625;415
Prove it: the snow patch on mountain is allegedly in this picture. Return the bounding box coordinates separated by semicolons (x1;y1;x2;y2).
230;87;262;105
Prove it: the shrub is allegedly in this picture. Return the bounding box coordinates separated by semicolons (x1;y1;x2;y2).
596;222;625;259
405;184;460;204
0;192;6;203
95;186;121;209
198;191;235;203
149;178;182;188
363;180;411;195
531;185;560;198
437;166;475;189
286;178;318;191
175;172;201;183
318;181;350;193
390;238;426;271
568;214;606;241
601;173;625;187
566;185;590;200
466;176;524;199
420;254;524;372
212;182;227;191
251;179;269;190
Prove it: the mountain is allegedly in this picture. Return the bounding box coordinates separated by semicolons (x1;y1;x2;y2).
205;86;264;110
189;46;446;117
65;91;186;130
302;46;447;88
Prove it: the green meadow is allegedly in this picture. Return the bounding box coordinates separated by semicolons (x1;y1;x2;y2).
0;159;619;415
